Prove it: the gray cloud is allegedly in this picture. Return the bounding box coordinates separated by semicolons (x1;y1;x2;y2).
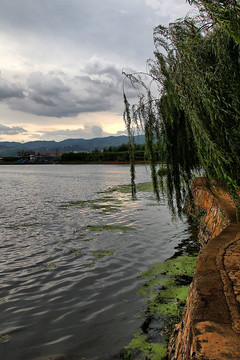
0;77;25;100
5;58;127;117
0;0;193;141
0;0;192;70
32;125;108;141
0;124;27;135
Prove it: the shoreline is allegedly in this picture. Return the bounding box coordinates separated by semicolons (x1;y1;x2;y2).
0;161;148;165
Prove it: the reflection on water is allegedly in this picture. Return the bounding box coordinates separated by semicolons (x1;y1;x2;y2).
0;165;192;360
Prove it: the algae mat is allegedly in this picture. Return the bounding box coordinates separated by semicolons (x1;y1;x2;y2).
125;255;197;359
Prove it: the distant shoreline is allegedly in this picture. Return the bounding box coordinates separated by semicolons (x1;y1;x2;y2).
0;160;148;165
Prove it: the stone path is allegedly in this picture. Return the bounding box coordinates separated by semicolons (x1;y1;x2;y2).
193;224;240;359
168;179;240;359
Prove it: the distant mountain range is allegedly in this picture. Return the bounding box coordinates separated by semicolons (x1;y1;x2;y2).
0;135;145;157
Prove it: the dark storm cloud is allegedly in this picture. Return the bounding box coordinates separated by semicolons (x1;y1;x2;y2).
0;124;27;135
6;58;128;117
0;0;164;67
0;77;25;100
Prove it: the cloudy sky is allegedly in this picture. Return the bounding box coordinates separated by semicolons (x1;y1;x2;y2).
0;0;194;143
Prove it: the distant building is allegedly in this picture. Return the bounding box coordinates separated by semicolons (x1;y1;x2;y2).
18;150;37;158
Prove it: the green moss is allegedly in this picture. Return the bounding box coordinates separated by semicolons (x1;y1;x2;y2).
79;237;92;242
125;333;167;360
137;257;196;311
59;197;122;209
86;263;94;268
104;181;154;194
69;249;82;256
91;204;121;213
59;240;68;244
84;225;135;232
126;255;197;359
136;182;155;192
103;184;131;194
139;256;197;279
149;301;184;317
92;249;114;259
159;284;190;302
42;263;58;270
6;222;42;230
0;334;11;343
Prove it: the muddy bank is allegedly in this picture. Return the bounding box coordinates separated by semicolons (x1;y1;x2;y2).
167;177;240;360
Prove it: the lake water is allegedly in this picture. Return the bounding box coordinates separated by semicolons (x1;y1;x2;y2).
0;165;192;360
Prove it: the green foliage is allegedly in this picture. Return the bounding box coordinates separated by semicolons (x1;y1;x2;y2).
188;0;240;43
61;143;146;163
124;0;240;216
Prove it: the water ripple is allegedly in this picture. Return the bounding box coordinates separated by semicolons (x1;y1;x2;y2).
0;165;192;360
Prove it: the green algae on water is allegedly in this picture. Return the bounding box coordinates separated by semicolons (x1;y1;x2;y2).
92;249;114;259
104;181;154;194
86;262;94;268
6;222;42;230
137;256;197;316
69;249;82;256
0;334;11;343
125;255;197;359
59;240;67;244
139;256;197;279
42;263;58;270
59;197;122;210
125;333;167;360
91;204;121;213
84;225;135;232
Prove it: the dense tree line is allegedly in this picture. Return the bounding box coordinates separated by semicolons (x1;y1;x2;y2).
61;143;161;163
124;0;240;216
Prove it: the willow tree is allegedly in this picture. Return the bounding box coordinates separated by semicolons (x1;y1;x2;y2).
123;0;240;216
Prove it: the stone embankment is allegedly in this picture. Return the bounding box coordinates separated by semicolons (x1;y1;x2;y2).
167;177;240;360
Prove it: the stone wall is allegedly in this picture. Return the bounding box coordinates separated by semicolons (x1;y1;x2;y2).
167;177;240;360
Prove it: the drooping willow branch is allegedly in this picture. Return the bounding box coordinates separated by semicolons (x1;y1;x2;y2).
123;4;240;216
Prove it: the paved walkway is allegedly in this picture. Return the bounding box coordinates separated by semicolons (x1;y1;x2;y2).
168;180;240;359
193;224;240;359
189;181;240;359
